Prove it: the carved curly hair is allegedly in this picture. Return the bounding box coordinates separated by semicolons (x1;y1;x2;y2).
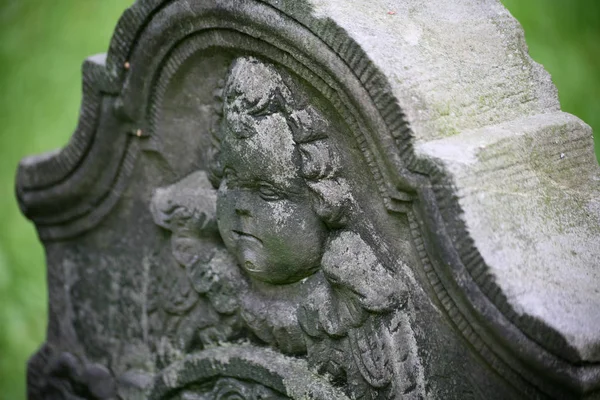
209;56;353;229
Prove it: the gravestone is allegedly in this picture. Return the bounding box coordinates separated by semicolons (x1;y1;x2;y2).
18;0;600;399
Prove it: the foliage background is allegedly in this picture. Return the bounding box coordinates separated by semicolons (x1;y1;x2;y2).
0;0;598;398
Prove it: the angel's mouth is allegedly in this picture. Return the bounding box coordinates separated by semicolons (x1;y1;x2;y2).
232;230;263;245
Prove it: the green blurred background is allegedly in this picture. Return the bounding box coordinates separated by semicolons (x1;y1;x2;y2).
0;1;598;398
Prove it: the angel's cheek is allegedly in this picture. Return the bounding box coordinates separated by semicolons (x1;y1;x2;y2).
238;199;327;284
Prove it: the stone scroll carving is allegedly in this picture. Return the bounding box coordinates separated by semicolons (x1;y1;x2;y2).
18;0;600;399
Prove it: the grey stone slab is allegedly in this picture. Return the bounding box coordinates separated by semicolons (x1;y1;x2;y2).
18;0;600;399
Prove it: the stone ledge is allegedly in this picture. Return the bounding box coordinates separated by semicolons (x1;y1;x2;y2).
417;112;600;363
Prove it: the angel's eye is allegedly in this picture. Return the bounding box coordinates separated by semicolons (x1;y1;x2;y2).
258;184;284;201
248;101;274;119
250;104;270;118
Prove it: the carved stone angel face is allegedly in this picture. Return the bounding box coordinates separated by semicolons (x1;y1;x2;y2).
216;58;328;285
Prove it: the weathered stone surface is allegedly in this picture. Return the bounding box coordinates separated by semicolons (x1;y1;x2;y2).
417;112;600;363
18;0;599;399
310;0;561;140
